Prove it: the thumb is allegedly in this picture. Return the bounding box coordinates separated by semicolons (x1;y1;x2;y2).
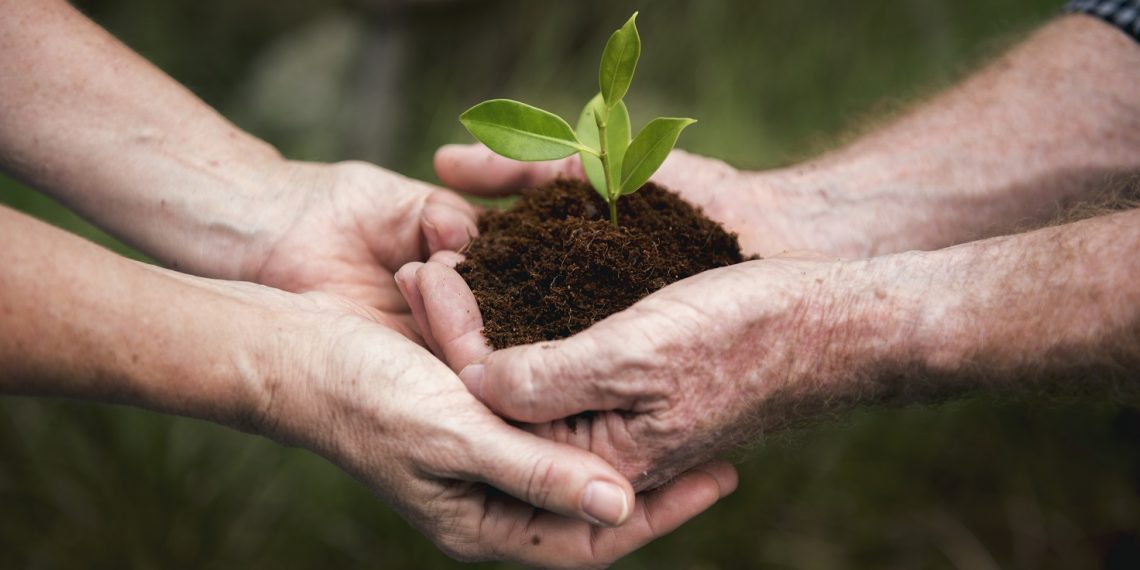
405;251;642;421
461;336;638;424
416;260;491;372
404;260;640;420
434;143;585;196
471;418;636;527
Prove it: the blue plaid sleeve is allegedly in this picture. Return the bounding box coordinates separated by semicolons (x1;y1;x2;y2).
1064;0;1140;41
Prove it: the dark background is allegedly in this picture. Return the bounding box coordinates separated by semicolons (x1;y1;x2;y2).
3;0;1139;568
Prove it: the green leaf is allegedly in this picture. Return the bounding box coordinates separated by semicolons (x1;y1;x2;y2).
460;99;582;161
598;12;641;107
620;117;696;195
577;93;630;199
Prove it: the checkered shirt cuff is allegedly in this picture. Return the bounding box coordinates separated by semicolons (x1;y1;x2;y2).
1065;0;1140;41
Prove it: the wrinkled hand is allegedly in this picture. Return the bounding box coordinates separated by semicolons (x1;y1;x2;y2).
434;143;851;258
396;252;841;490
232;160;480;336
248;286;738;568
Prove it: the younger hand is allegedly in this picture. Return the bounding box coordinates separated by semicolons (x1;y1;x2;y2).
235;160;479;323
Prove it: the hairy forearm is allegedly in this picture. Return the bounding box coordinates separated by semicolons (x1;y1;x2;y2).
913;208;1140;386
763;15;1140;258
0;205;277;426
779;208;1140;426
0;0;288;278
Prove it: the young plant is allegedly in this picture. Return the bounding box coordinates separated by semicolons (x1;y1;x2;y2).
459;12;696;226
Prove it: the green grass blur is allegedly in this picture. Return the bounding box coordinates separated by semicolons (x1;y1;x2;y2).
3;0;1138;568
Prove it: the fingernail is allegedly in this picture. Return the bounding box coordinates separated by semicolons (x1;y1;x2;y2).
429;250;466;268
581;481;630;527
460;364;484;401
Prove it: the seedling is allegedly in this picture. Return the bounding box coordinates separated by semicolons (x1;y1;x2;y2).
459;12;696;226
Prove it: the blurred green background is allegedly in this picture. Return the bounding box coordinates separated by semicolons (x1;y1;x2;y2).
3;0;1138;568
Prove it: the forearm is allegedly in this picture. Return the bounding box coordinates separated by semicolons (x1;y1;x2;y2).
0;0;288;278
0;204;276;427
781;209;1140;423
762;15;1140;258
908;208;1140;387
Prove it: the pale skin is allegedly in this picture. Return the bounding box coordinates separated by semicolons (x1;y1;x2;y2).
0;207;737;566
0;0;739;566
0;0;479;314
402;15;1140;489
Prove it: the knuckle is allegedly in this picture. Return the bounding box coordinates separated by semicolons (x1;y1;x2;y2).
487;349;543;419
331;159;381;182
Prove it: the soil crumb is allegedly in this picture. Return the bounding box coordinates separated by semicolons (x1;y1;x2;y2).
457;179;745;349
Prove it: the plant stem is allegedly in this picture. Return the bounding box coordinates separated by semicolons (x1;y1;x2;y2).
596;110;620;227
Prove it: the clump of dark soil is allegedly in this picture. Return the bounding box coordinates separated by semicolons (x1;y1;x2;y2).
456;179;746;349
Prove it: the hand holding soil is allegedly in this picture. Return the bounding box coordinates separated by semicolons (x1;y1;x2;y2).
399;205;1140;492
5;2;1140;567
236;286;736;568
397;254;819;489
435;143;857;259
200;159;481;315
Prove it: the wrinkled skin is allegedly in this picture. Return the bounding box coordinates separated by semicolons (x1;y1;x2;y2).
404;144;857;488
149;158;743;566
397;252;837;491
249;286;738;568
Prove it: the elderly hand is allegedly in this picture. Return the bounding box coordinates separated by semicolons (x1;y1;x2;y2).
2;194;739;570
395;251;898;490
250;287;738;566
433;143;867;258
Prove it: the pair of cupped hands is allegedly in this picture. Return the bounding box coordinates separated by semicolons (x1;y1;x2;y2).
231;143;841;568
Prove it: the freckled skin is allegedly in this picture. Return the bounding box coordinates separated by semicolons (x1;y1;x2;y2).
407;208;1140;491
412;16;1140;492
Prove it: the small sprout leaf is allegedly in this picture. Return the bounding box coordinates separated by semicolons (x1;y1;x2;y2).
619;117;696;195
460;99;583;161
577;93;630;199
456;12;693;226
598;12;641;107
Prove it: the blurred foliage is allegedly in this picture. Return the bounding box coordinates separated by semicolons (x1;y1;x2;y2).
3;0;1139;568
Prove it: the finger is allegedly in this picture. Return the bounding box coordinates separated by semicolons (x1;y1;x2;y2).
614;460;738;537
478;460;739;568
394;262;445;359
466;419;636;529
421;190;478;254
465;336;639;424
434;143;585;196
427;250;465;268
415;261;491;373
